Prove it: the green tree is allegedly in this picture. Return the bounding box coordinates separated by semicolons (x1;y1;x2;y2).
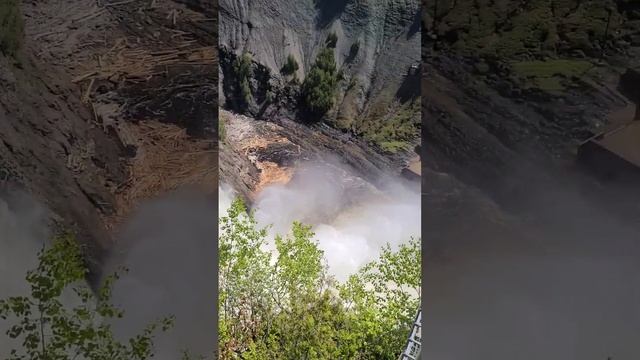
233;52;253;105
339;238;421;359
281;54;299;76
0;234;174;360
219;198;421;359
302;48;338;117
326;32;338;49
218;199;274;357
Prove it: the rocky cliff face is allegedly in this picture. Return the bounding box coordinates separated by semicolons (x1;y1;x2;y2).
219;0;421;152
219;109;395;202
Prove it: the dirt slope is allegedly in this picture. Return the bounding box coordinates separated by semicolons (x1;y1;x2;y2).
0;0;217;280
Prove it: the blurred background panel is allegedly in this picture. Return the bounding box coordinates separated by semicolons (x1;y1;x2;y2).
1;0;218;358
422;0;640;358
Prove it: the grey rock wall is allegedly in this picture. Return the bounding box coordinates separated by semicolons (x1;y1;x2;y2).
219;0;421;121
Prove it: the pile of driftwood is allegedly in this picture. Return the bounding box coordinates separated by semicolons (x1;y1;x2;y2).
75;32;216;153
106;120;216;226
72;38;214;88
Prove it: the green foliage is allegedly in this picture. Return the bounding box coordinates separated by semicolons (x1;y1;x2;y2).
0;0;24;58
233;52;253;105
0;234;174;360
218;199;273;357
218;117;226;143
431;0;627;60
347;41;360;63
325;32;338;49
281;54;299;76
350;41;360;55
511;60;593;78
302;48;338;117
339;238;421;359
290;74;300;86
347;76;358;90
265;90;274;103
361;98;421;154
511;59;593;91
219;198;421;359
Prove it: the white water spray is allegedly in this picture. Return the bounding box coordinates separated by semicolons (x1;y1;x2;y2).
221;162;421;281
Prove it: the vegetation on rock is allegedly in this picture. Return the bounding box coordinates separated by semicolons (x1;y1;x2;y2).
233;52;254;106
326;32;338;49
359;98;421;154
218;116;226;144
302;47;339;117
427;0;640;93
219;199;421;359
429;0;632;59
281;54;299;76
511;59;594;91
347;41;360;63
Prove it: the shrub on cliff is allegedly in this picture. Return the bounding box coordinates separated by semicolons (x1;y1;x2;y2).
218;117;226;143
233;52;253;105
302;47;338;117
0;0;24;58
326;32;338;48
281;54;299;76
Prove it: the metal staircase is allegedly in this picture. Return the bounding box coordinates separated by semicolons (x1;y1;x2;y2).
399;309;422;360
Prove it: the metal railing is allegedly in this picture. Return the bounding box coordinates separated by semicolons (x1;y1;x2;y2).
399;309;422;360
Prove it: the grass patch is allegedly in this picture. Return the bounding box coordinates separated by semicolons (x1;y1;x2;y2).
378;141;410;153
511;59;593;91
361;98;420;154
533;77;565;91
0;0;24;58
218;117;226;143
511;59;593;78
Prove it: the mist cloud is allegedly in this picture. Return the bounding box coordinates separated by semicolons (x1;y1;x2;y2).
106;189;217;359
0;191;49;355
222;161;421;281
423;169;640;359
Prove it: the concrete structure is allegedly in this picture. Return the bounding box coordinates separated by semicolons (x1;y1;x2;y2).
578;120;640;184
577;67;640;184
619;67;640;121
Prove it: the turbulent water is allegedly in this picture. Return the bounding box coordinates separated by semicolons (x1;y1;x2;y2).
220;162;420;281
